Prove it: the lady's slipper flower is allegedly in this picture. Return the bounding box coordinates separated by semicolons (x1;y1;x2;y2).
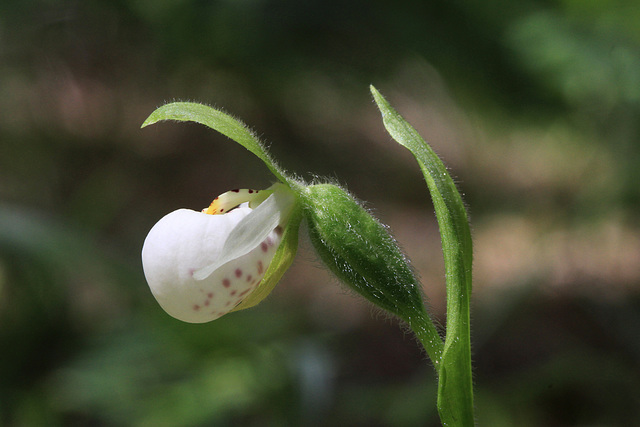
142;184;296;323
141;85;475;427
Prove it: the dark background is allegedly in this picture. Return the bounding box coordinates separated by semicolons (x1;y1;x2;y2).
1;0;639;425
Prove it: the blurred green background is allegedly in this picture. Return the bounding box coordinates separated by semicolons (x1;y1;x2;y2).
1;0;639;425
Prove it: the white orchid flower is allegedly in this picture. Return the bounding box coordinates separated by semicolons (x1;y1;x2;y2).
142;184;296;323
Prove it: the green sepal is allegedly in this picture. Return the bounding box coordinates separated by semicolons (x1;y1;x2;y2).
232;202;302;312
371;86;474;426
142;102;288;183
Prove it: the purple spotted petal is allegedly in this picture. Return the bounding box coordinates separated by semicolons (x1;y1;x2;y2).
142;207;282;323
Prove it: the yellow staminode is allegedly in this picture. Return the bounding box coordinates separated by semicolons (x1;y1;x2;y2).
203;189;269;215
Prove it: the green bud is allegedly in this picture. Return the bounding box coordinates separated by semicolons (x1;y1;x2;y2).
300;183;428;321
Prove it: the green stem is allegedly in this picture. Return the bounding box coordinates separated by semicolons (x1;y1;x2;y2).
407;312;444;367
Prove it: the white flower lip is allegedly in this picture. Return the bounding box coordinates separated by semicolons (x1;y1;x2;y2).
141;187;295;323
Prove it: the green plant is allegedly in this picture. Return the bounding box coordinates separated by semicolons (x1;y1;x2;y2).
141;86;475;426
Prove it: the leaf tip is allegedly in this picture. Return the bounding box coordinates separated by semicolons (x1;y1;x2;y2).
140;116;155;129
369;85;389;114
140;104;174;129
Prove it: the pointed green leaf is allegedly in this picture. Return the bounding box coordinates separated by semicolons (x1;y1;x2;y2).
371;86;474;426
142;102;287;183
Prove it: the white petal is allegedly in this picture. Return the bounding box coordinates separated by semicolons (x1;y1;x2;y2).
142;185;296;323
193;187;294;280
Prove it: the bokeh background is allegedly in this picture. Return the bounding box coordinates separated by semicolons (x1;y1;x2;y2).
2;0;639;425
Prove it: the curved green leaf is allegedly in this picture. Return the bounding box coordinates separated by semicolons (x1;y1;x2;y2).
142;102;288;183
371;86;474;426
